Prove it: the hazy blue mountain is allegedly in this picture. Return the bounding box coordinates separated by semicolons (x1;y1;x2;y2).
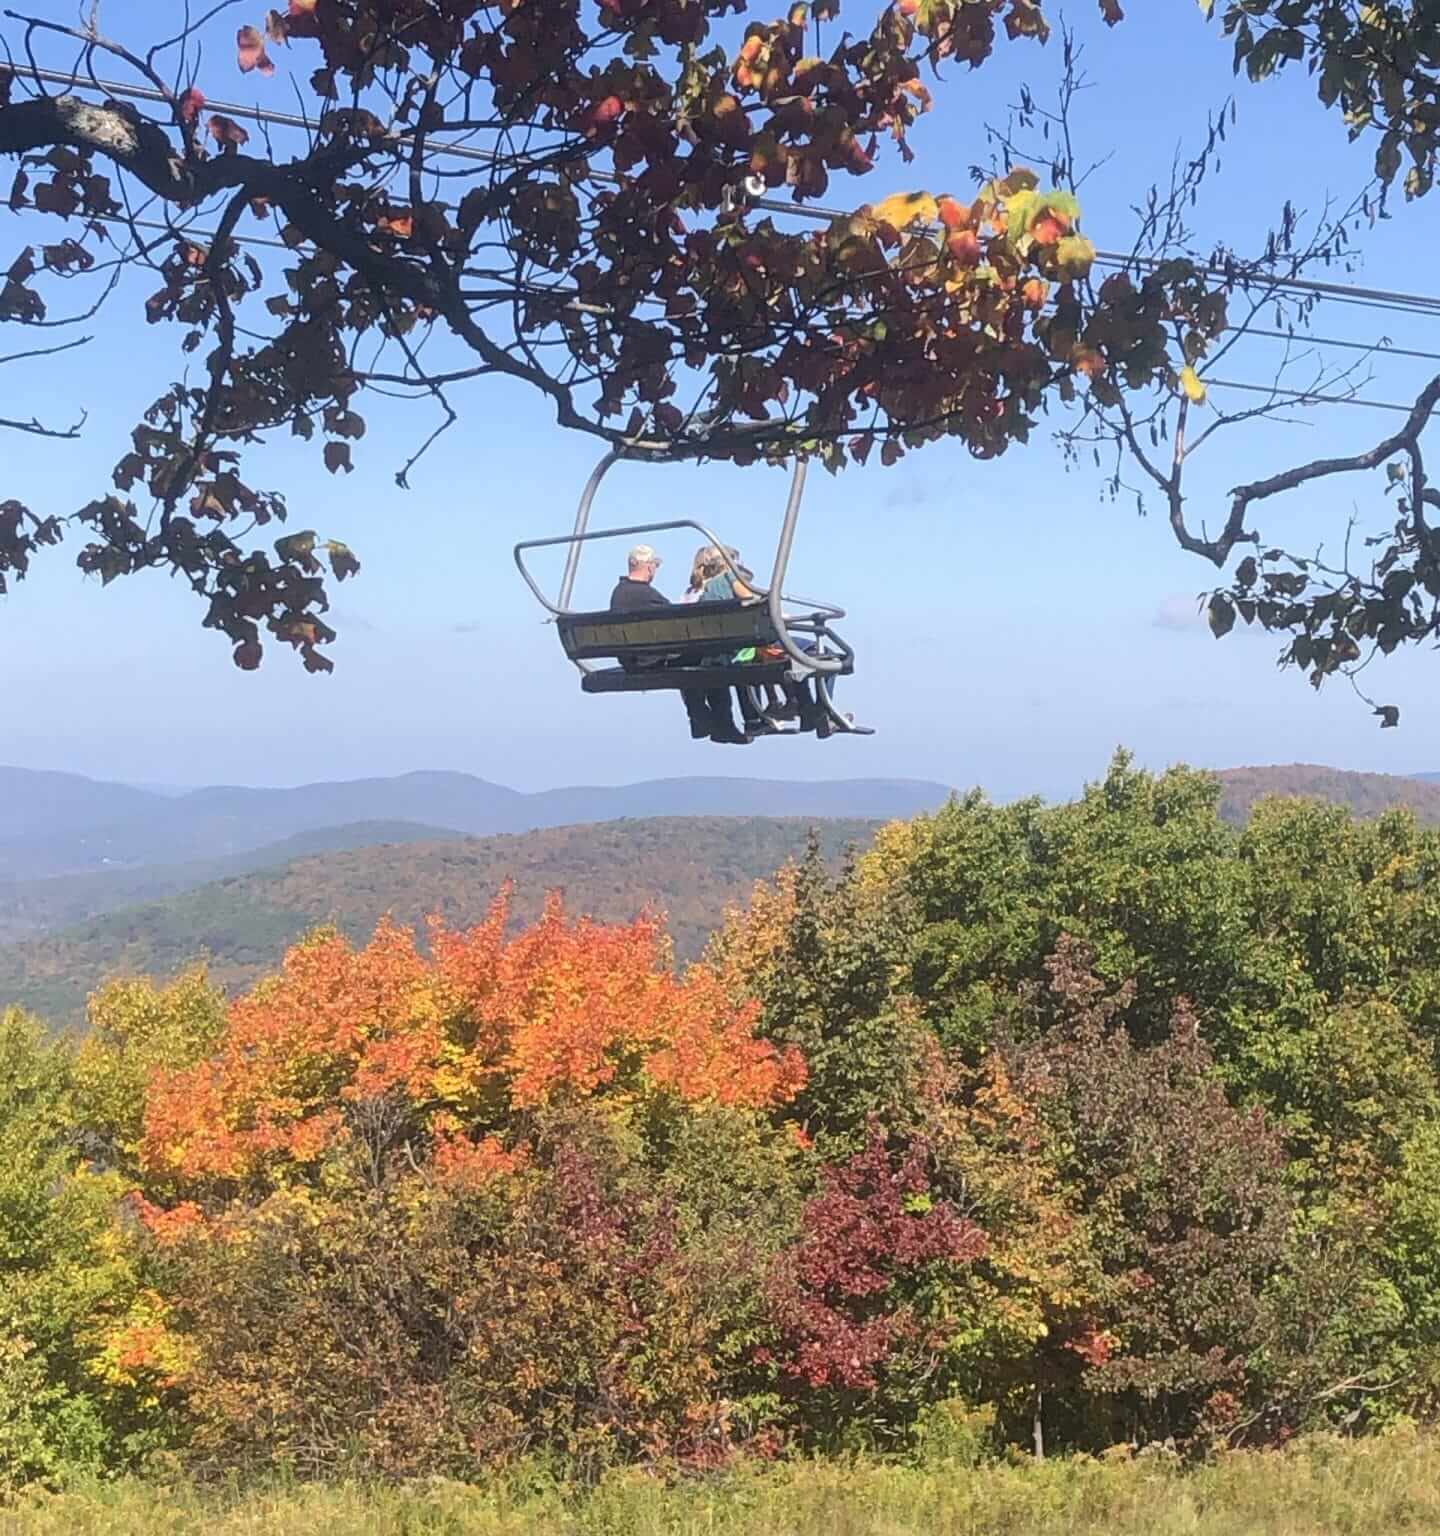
0;767;167;843
0;768;955;879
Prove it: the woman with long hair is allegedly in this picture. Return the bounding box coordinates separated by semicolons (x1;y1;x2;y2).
679;545;722;603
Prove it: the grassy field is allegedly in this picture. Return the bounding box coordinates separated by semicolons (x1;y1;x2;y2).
5;1433;1440;1536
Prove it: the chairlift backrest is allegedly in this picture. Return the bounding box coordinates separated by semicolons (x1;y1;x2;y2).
557;597;782;665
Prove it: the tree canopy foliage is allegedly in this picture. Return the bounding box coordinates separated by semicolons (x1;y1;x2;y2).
2;4;1440;705
9;758;1440;1484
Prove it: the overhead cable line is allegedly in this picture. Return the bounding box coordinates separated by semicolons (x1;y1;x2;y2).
1206;379;1412;413
75;216;1432;419
15;70;1439;418
21;65;1440;325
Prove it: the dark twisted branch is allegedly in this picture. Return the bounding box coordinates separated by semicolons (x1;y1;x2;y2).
1216;372;1440;565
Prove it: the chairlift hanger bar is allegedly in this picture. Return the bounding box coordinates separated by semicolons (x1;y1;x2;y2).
520;450;845;675
21;66;1440;321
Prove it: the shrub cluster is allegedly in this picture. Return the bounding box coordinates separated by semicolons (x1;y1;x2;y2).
7;754;1440;1487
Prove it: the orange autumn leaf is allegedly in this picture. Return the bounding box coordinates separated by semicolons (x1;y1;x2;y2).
236;25;275;76
377;210;414;240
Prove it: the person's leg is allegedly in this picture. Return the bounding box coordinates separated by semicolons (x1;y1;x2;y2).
763;683;794;718
734;685;764;730
706;688;750;743
681;688;715;740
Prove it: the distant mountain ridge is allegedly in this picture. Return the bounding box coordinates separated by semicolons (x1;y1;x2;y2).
7;761;1440;1026
0;767;955;880
0;820;469;947
1214;764;1440;825
0;816;880;1025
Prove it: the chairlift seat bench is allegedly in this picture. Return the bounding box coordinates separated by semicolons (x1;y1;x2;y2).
557;598;853;693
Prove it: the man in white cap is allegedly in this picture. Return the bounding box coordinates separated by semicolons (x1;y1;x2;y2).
609;545;749;745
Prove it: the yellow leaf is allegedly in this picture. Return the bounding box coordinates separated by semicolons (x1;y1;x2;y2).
1179;365;1207;404
870;191;939;232
1054;234;1095;278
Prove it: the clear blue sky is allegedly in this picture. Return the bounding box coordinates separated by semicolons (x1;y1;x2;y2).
3;2;1439;798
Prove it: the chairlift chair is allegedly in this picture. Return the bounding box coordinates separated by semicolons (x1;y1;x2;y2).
513;450;872;738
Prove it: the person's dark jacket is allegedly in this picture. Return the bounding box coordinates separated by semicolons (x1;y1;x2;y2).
608;576;669;612
608;576;672;671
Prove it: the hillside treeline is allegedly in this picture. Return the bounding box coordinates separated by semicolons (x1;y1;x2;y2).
6;753;1440;1488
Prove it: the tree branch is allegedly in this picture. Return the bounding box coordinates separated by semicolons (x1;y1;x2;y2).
0;409;85;437
1222;373;1440;562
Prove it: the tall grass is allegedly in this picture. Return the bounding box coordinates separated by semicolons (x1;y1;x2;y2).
5;1431;1440;1536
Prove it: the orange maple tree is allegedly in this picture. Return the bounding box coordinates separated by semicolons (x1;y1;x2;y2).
139;891;806;1191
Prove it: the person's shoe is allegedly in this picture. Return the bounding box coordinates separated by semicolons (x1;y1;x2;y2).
711;724;753;745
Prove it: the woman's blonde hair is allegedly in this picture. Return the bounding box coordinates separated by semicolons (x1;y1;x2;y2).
687;544;725;592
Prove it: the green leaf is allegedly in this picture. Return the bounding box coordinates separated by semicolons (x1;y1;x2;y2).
275;530;317;564
1207;593;1236;638
1376;130;1402;184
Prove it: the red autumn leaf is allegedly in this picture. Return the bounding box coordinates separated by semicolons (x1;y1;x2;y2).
288;0;317;12
1099;0;1124;22
323;441;353;474
233;639;262;669
237;25;275;76
32;179;79;217
177;87;205;125
377;211;414;239
207;114;250;150
265;8;290;43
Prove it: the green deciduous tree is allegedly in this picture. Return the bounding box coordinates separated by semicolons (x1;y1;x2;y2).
0;1009;176;1488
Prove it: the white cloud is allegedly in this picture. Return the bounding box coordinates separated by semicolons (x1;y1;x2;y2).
1152;592;1207;631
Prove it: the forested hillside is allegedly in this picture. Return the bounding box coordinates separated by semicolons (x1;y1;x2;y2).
0;817;877;1023
0;821;467;946
1215;765;1440;825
